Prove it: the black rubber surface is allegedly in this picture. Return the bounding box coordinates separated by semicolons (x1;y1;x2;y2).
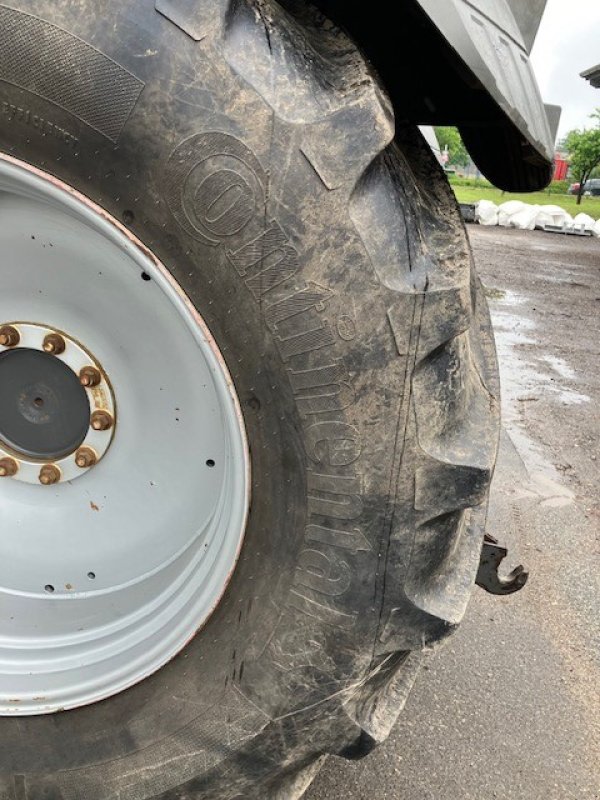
0;2;500;798
0;348;90;459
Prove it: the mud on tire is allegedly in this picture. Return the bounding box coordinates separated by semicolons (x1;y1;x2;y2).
0;1;499;797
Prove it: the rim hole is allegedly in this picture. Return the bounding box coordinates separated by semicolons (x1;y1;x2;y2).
141;272;151;282
33;397;44;407
44;584;55;593
206;459;215;468
87;572;96;580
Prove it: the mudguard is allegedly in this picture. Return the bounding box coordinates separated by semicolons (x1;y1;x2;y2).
312;0;556;191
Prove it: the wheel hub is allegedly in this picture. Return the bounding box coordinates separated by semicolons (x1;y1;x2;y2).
0;155;249;715
0;323;115;482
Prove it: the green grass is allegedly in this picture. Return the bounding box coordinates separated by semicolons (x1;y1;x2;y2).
452;185;600;219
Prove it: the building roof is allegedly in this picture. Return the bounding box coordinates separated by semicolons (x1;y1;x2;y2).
581;64;600;88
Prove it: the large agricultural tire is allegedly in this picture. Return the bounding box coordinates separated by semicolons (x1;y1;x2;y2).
0;1;500;798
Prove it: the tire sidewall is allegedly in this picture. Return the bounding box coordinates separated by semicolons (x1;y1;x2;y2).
0;0;389;782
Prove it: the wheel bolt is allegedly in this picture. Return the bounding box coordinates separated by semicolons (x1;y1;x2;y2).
39;464;61;485
0;457;18;477
91;410;113;431
43;333;66;355
0;325;20;347
75;446;97;468
79;366;102;387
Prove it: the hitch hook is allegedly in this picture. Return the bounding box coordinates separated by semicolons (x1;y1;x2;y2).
476;534;529;595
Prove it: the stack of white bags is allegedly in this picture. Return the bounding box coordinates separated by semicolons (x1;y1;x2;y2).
475;199;600;237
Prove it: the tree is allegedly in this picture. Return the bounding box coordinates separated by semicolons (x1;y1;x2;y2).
434;126;470;168
565;109;600;205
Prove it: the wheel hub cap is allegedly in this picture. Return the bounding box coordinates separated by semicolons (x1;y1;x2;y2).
0;348;89;459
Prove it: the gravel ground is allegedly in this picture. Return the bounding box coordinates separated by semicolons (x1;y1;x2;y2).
307;226;600;800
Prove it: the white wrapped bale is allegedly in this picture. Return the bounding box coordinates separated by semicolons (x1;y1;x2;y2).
571;213;596;233
535;204;572;230
476;199;498;226
498;201;539;230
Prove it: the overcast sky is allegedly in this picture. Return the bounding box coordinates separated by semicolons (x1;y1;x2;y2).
531;0;600;141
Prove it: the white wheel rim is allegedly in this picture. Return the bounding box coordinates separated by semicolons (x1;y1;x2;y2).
0;155;250;715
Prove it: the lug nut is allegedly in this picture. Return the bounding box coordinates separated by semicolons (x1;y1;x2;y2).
90;410;113;431
43;333;66;355
0;457;18;477
75;446;97;468
79;366;102;387
0;325;20;347
39;464;61;485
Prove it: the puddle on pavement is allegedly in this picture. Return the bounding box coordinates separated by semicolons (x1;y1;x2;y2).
536;263;591;285
485;287;526;305
541;355;575;380
489;292;588;507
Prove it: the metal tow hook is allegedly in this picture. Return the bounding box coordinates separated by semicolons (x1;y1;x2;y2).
476;534;529;595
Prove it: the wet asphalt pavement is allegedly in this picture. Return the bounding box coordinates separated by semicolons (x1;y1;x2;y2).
307;226;600;800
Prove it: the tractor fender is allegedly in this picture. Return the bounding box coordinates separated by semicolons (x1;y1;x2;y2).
311;0;557;191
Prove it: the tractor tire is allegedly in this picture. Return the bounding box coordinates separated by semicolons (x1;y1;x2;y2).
0;1;500;798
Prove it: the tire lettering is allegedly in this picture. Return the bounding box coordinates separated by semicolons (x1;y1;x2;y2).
307;472;363;520
166;132;366;626
288;588;356;630
228;221;300;298
194;169;256;238
306;524;370;555
295;549;352;597
305;421;361;467
264;282;334;327
289;362;355;417
275;317;335;361
337;314;357;341
1;97;79;150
